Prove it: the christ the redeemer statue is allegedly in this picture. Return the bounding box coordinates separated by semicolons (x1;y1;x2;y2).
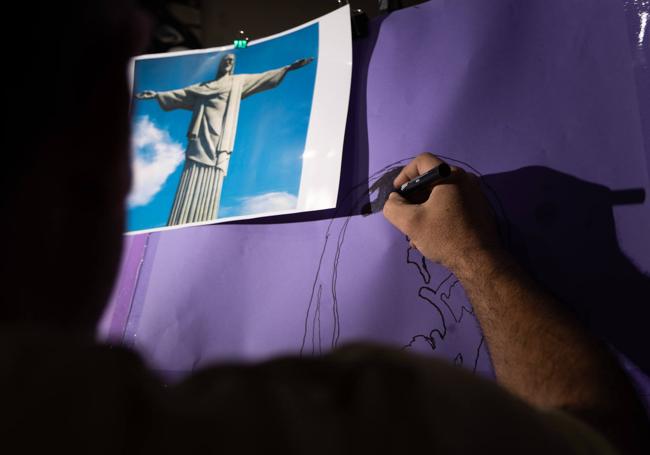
135;53;313;225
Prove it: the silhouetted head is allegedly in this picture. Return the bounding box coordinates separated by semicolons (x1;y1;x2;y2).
217;53;236;78
1;0;150;335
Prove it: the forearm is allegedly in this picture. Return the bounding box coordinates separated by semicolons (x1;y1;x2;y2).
452;248;648;452
383;153;648;452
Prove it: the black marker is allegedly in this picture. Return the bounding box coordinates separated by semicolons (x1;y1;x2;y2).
396;162;451;198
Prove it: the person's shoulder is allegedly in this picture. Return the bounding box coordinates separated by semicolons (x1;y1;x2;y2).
541;409;621;455
0;323;156;453
0;322;150;390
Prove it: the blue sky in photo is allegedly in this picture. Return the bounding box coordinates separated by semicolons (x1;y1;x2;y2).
127;23;319;232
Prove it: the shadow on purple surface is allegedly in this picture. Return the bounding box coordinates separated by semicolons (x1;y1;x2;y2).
482;167;649;376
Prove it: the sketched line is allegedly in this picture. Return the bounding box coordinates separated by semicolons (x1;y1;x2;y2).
439;279;475;324
300;160;411;355
301;230;331;356
302;154;507;371
401;277;455;351
407;245;431;284
473;336;485;373
121;233;152;345
403;334;437;351
401;272;470;353
316;285;323;355
311;284;322;356
331;217;349;350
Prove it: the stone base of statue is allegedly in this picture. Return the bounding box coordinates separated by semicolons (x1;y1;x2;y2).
167;160;224;226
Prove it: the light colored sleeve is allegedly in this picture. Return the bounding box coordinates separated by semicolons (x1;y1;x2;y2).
240;67;291;99
155;87;196;111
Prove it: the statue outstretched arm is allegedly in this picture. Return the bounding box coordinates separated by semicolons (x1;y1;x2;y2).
135;87;195;111
241;57;315;99
287;57;314;71
135;90;156;100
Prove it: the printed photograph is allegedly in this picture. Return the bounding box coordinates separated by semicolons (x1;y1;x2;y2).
128;23;320;233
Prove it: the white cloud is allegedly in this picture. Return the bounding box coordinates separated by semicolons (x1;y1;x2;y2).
128;116;185;208
239;192;298;215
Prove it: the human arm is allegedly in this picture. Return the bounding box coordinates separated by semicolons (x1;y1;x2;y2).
382;153;649;454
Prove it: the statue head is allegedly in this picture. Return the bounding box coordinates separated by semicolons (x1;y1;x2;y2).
216;53;236;78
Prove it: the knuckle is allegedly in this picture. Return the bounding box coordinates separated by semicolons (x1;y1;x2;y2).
382;201;391;217
418;152;438;163
382;198;396;218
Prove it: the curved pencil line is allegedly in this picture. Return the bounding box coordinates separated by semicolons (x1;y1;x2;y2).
438;280;475;324
407;245;431;284
317;285;323;355
303;155;503;374
473;336;485;373
301;229;332;356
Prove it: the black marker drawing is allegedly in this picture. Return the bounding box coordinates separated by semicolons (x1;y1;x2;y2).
300;155;509;374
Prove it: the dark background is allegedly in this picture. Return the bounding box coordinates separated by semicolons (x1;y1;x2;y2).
141;0;427;52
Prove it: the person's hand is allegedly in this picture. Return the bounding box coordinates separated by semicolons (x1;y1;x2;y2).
135;90;156;100
288;57;314;71
383;153;502;272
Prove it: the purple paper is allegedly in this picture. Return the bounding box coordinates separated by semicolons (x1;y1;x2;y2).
101;0;650;405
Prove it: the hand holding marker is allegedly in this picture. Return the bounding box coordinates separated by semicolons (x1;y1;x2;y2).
395;162;452;200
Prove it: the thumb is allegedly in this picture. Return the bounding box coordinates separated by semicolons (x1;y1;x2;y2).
383;192;420;235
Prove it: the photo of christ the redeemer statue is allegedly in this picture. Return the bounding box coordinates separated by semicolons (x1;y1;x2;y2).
135;53;313;226
126;15;351;234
